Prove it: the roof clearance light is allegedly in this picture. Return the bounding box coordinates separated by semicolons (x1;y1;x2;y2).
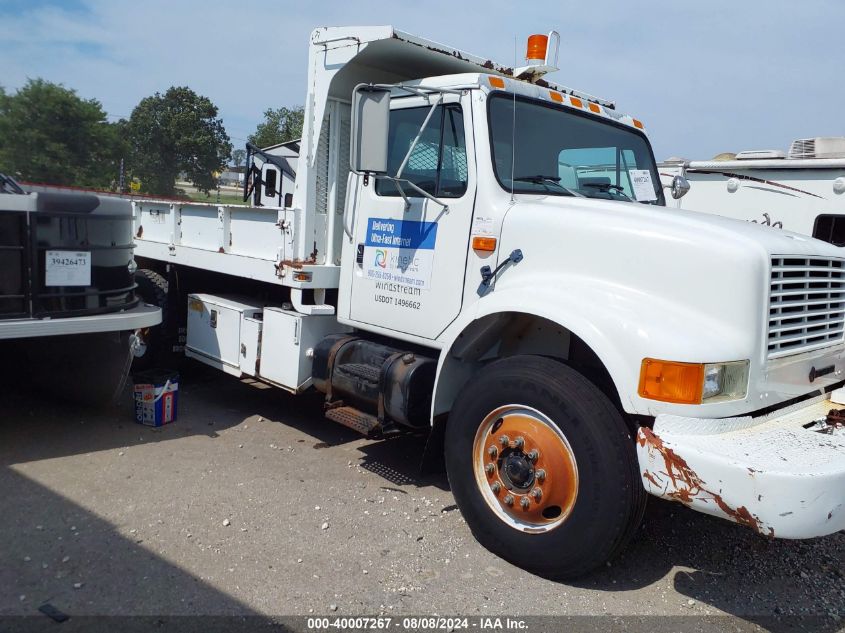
569;97;583;108
633;119;644;130
488;76;505;89
588;103;601;114
549;91;563;103
526;34;548;65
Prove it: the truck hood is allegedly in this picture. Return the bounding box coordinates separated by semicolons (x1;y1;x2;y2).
503;196;842;260
496;196;845;374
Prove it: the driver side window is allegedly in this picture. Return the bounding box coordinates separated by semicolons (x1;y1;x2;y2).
375;104;467;198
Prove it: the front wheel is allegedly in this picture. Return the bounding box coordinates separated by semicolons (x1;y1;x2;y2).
444;355;645;579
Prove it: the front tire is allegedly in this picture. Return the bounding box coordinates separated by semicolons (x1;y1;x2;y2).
444;355;645;579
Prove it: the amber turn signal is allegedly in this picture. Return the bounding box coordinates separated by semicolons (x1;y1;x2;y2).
472;236;497;252
638;359;704;405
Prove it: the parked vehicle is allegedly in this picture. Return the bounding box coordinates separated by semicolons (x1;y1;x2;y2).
0;172;160;403
131;26;845;578
660;137;845;243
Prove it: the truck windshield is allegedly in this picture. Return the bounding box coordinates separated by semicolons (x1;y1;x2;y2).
488;94;664;205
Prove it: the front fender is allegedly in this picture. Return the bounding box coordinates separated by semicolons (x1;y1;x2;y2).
434;275;755;418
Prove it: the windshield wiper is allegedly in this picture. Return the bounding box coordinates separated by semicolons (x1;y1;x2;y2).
513;175;583;197
581;182;632;201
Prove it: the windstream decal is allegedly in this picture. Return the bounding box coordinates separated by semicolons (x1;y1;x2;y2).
364;217;437;289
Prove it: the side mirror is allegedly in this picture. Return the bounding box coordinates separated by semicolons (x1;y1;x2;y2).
350;84;391;175
671;175;691;200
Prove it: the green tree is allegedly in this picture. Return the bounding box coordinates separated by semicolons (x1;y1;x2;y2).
248;106;304;149
0;79;123;187
231;148;246;169
126;86;232;196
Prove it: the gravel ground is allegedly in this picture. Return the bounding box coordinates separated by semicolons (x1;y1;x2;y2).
0;363;843;631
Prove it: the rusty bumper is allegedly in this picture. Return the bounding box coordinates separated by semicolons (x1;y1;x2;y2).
636;390;845;539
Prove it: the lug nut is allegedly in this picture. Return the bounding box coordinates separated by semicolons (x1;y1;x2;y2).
499;435;510;446
536;469;546;483
491;482;501;494
520;497;530;510
527;449;539;462
504;494;514;506
513;436;524;449
488;446;497;458
531;488;542;501
485;463;495;476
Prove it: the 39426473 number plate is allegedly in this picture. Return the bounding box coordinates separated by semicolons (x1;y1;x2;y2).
45;250;91;287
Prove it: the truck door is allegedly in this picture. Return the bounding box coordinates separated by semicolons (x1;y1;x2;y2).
347;94;475;340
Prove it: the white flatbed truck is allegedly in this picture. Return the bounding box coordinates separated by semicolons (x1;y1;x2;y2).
131;26;845;578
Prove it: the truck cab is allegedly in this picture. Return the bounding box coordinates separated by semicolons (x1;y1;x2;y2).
132;26;845;578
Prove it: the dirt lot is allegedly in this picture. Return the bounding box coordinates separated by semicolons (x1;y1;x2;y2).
1;363;843;631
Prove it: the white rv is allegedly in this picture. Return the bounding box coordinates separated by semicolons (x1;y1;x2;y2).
129;26;845;578
660;137;845;244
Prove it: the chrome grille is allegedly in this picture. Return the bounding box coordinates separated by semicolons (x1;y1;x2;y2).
768;257;845;358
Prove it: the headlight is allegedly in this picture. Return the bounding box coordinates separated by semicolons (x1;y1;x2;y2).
639;358;749;404
701;361;749;403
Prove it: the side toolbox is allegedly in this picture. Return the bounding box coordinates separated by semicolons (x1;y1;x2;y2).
258;307;350;392
185;294;264;377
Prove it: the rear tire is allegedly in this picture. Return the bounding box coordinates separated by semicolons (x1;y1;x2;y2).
444;355;645;579
132;269;173;371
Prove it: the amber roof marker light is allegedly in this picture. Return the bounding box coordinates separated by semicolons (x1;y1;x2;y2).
526;34;549;65
513;31;560;80
525;31;560;67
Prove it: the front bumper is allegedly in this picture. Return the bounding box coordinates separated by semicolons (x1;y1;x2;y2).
0;304;161;340
637;389;845;539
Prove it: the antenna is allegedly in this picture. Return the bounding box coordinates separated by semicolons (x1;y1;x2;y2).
511;35;517;203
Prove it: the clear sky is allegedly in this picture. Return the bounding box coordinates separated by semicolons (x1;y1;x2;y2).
1;0;843;161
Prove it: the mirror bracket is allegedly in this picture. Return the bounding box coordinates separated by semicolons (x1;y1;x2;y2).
395;93;443;180
380;175;449;212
